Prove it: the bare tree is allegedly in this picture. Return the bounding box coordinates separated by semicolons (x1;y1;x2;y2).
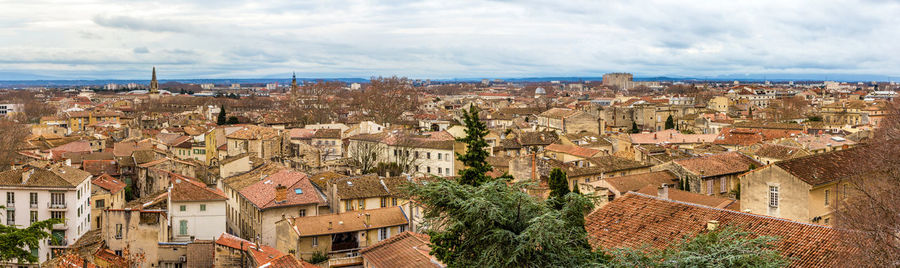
0;119;30;171
347;140;383;174
834;101;900;266
352;76;419;125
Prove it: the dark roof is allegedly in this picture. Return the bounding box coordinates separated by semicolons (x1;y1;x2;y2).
169;173;227;202
773;146;867;186
360;232;441;268
518;131;558;146
585;193;848;268
0;166;91;188
674;152;761;178
186;240;215;268
603;171;677;193
333;174;391;199
313;128;342;139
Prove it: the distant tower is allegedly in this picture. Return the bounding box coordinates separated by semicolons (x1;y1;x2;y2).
150;67;159;94
291;72;298;94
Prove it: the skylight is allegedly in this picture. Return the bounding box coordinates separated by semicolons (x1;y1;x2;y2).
294;188;303;194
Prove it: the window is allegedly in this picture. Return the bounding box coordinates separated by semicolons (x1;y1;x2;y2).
720;177;727;193
358;200;366;210
30;211;37;224
824;218;830;225
445;168;450;175
378;227;390;241
392;198;397;206
77;189;81;200
824;190;830;206
51;192;65;207
200;204;206;211
115;250;122;256
769;186;779;208
437;153;441;160
427;166;431;173
51;211;64;220
380;197;387;208
843;184;848;198
345;200;353;211
180;205;186;212
400;225;407;233
446;153;450;161
437;168;442;174
115;224;123;239
96;199;105;208
29;193;37;208
179;220;188;235
298;209;306;217
707;180;713;195
7;211;14;225
427;152;431;159
311;236;318;247
6;192;14;204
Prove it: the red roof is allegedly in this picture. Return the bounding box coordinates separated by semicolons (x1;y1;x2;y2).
585;193;849;267
83;159;118;176
673;152;761;178
215;233;285;265
168;172;227;202
92;173;126;195
544;143;601;158
360;232;442;268
238;170;325;210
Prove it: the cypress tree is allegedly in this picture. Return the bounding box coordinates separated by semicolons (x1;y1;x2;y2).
217;105;226;125
665;115;675;129
631;122;640;133
548;168;570;199
456;106;492;187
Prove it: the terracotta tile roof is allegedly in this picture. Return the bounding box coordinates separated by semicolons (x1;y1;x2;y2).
585;193;847;267
772;146;867;186
636;185;739;210
238;170;325;210
673;152;761;178
169;172;227;202
82;159;118;176
585;156;650;173
333;174;391;200
630;129;718;145
601;171;677;193
538;107;579;119
794;134;856;151
313;128;342;139
50;140;92;154
360;232;443;268
223;162;287;192
186;240;215;268
714;128;803;146
226;125;281;140
91;173;126;195
215;233;285;265
287;206;408;237
0;166;91;188
545;144;602;159
742;144;809;160
259;254;318;268
289;128;317;140
307;171;347;190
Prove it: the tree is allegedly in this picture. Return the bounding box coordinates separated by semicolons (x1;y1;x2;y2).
0;208;61;264
348;140;383;174
665;115;675;130
217;105;226;125
832;101;900;266
631;122;640;133
548;168;570;209
352;76;419;125
0;120;29;171
456;106;492;187
607;226;789;267
407;179;603;267
227;116;239;124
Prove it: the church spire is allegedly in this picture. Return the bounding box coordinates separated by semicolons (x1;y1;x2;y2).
290;72;298;94
150;66;159;93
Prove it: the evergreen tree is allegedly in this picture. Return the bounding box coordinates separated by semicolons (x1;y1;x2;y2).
456;106;492;187
548;168;570;209
608;226;788;267
227;116;239;124
631;122;640;133
217;105;226;125
665;115;675;129
572;182;581;194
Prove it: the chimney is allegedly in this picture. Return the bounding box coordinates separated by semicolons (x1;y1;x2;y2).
21;168;34;184
706;220;720;231
274;184;287;203
657;184;669;199
653;133;657;140
328;221;333;230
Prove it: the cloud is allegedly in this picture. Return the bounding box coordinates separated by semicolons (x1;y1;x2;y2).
0;0;896;79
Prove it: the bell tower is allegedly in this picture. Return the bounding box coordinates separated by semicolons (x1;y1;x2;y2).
150;67;159;94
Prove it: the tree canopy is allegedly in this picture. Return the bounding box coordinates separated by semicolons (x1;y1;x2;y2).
607;226;789;267
0;212;61;264
455;105;493;187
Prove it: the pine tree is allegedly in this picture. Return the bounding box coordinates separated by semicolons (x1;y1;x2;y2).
548;168;570;198
665;115;675;129
217;105;226;125
631;122;640;133
456;106;492;187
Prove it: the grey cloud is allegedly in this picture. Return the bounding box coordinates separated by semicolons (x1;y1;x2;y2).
92;15;194;33
133;47;150;53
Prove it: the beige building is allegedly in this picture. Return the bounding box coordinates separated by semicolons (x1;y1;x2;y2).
235;169;327;247
653;152;761;198
275;206;409;262
90;174;127;230
740;148;863;226
536;108;598;134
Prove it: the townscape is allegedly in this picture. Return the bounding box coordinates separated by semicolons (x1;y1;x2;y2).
0;68;897;267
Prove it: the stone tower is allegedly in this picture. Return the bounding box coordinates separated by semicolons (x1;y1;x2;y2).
150;67;159;94
290;72;298;94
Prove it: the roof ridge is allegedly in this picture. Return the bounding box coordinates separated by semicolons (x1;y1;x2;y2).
624;192;836;230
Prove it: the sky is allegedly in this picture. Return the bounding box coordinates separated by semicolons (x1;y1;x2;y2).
0;0;899;80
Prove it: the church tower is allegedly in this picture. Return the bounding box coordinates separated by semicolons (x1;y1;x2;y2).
290;72;298;94
150;66;159;94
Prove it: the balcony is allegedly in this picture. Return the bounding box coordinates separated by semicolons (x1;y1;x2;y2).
48;202;67;210
52;220;68;230
5;202;13;209
30;203;38;209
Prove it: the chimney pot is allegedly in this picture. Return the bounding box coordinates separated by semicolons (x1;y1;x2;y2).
707;220;720;231
657;184;669;199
